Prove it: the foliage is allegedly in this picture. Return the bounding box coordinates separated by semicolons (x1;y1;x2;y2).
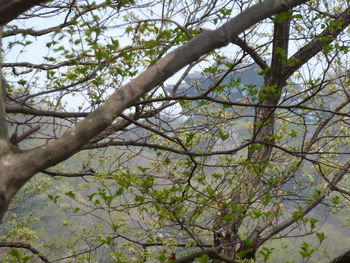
2;0;350;263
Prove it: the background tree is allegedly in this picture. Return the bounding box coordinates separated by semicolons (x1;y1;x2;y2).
3;0;350;262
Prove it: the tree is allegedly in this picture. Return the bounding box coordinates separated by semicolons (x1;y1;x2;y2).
2;0;350;262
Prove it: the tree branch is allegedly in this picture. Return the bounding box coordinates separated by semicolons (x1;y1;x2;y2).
0;0;47;25
285;9;350;78
231;36;269;70
0;0;310;222
330;250;350;263
0;26;8;142
6;104;89;118
25;0;309;171
261;159;350;241
10;125;40;144
0;241;49;263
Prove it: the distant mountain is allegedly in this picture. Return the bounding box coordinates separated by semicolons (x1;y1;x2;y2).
167;63;264;103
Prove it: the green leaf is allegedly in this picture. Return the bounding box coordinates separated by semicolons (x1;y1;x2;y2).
195;254;209;263
48;194;60;204
236;248;253;259
186;132;196;144
163;157;171;165
65;191;76;198
289;129;298;138
217;129;229;140
18;79;27;86
309;217;318;230
316;232;326;243
157;249;168;262
115;187;124;196
135;195;145;202
223;215;233;222
106;236;113;245
137;166;150;172
142;176;154;189
9;248;20;259
211;173;222;179
299;241;315;258
331;195;340;205
112;224;122;231
259;246;274;262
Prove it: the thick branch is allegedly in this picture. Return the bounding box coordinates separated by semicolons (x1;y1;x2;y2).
10;125;40;144
6;104;89;118
285;9;350;78
0;26;8;141
212;14;292;262
249;13;291;162
3;2;104;37
231;37;269;70
330;250;350;263
23;0;309;173
0;0;47;25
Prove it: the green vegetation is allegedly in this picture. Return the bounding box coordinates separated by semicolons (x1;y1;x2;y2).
2;0;350;262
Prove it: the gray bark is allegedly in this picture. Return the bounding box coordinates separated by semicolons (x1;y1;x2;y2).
212;15;291;262
0;25;8;141
0;0;47;25
330;250;350;263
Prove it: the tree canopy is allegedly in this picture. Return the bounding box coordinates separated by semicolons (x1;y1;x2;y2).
2;0;350;262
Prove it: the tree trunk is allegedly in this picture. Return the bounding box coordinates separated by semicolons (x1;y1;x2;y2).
212;14;291;262
331;250;350;263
